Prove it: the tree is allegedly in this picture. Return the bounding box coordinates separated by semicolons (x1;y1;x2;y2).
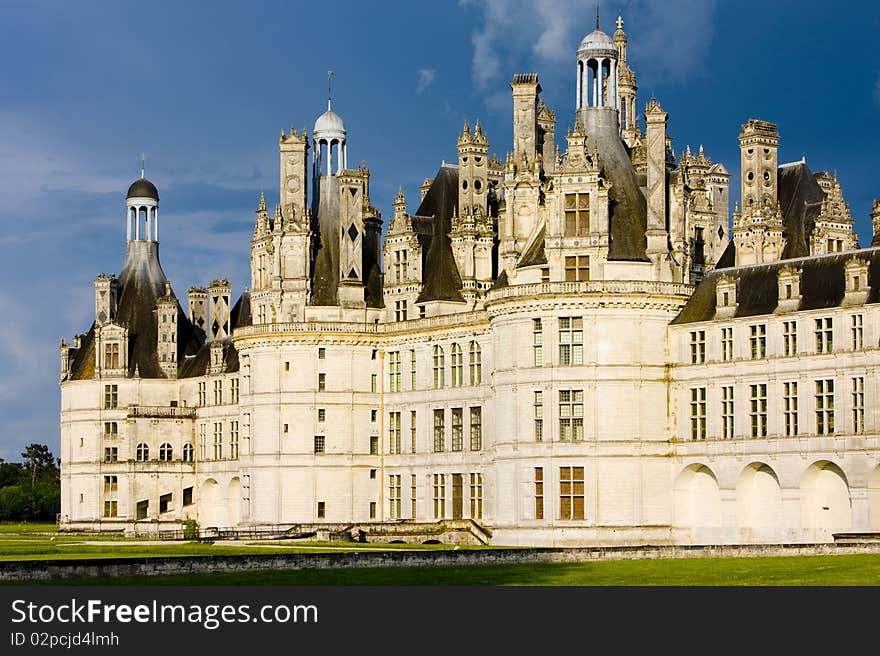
21;444;56;487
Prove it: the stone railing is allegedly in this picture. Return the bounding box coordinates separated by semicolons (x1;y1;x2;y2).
234;311;487;339
486;279;694;302
127;406;196;419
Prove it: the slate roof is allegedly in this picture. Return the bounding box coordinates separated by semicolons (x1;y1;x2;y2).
517;225;547;268
179;291;251;378
415;166;465;303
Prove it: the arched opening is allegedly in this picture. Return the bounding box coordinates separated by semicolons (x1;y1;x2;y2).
674;464;721;544
736;463;782;543
200;478;222;528
228;477;241;526
801;461;851;542
868;465;880;531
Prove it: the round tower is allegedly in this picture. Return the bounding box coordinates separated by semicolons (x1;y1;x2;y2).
126;172;159;242
576;14;618;111
312;100;347;177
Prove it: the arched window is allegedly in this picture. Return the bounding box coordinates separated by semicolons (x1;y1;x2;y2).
469;341;482;385
451;343;463;387
432;345;445;388
159;443;173;462
136;443;149;462
182;443;194;463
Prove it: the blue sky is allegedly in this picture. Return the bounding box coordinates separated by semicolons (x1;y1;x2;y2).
0;0;877;461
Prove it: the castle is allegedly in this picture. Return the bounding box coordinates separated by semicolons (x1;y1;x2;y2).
59;16;880;546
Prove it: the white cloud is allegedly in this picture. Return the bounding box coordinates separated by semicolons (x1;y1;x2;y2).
416;69;437;94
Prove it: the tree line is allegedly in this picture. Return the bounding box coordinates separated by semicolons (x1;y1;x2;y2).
0;444;60;522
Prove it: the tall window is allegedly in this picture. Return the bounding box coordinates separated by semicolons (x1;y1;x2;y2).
749;384;767;438
450;344;463;387
410;349;417;389
815;317;833;353
230;378;239;404
104;447;118;463
388;474;402;519
690;387;707;440
371;373;377;393
689;331;706;364
388;411;402;454
783;382;798;436
469;341;482;385
136;443;149;462
182;443;194;463
370;436;379;455
534;467;544;520
411;474;417;519
749;324;766;359
564;192;590;236
559;390;584;441
388;351;401;392
395;299;408;322
213;379;223;405
103;475;118;518
213;422;223;460
314;436;325;453
533;319;544;366
721;386;734;439
433;409;445;452
559;466;585;520
230;421;239;458
721;327;733;361
410;410;417;453
815;379;835;435
783;321;798;357
851;314;864;350
451;407;463;451
432;346;445;388
159;443;172;462
199;424;206;460
534;391;544;441
318;373;326;391
469;473;483;519
432;474;446;519
852;376;865;434
564;255;590;282
559;317;583;365
394;249;408;282
470;407;482;451
197;382;206;406
104;384;118;409
104;343;119;369
103;421;118;440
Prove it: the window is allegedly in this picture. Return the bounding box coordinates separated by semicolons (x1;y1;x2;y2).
469;473;483;519
103;500;118;518
103;421;117;440
559;466;585;520
432;474;446;519
411;474;417;518
559;317;583;365
104;342;119;369
541;267;550;283
433;409;445;452
783;382;798;436
432;346;445;388
749;324;766;359
371;409;378;422
284;361;290;371
410;410;417;453
213;379;223;405
318;408;325;423
410;349;417;389
318;373;326;391
388;475;402;519
534;391;544;441
314;436;325;453
564;255;590;282
470;407;482;451
197;382;206;406
317;501;326;519
851;314;864;350
815;379;835;435
559;390;584;441
690;387;707;440
135;443;148;462
749;384;767;438
534;468;544;520
230;421;239;458
388;412;402;454
533;319;544;366
371;349;378;360
815;317;833;353
136;500;148;520
469;341;482;385
103;474;118;493
159;493;172;514
213;422;223;460
388;351;401;392
370;469;377;479
104;447;118;463
783;321;798;357
451;344;463;387
721;327;733;361
852;376;865;434
395;299;408;322
182;443;194;463
721;386;734;439
371;373;377;393
369;436;379;455
318;347;326;359
689;330;706;364
183;486;193;506
104;384;118;409
159;442;172;462
230;378;239;404
564;192;590;236
451;408;463;452
199;424;206;460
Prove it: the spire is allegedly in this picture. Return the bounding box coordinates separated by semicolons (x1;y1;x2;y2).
596;2;600;30
327;69;334;111
258;191;266;212
140;153;146;179
616;15;623;30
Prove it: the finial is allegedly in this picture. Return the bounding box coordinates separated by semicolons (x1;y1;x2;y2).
140;153;146;179
474;120;482;135
699;144;704;155
258;191;266;212
462;120;470;135
616;15;623;30
596;2;600;30
395;186;405;203
327;70;334;110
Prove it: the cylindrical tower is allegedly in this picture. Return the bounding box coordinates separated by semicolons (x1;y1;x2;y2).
126;173;160;242
575;17;618;111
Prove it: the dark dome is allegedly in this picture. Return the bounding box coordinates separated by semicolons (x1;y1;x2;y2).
127;177;159;201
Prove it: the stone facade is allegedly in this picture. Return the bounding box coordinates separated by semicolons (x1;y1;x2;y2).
59;17;880;546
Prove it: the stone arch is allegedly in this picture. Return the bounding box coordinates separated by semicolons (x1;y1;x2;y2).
868;465;880;531
674;463;722;544
736;462;782;543
228;477;241;526
800;460;851;542
200;478;222;528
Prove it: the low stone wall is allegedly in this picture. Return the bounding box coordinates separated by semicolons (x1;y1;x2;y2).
4;541;880;582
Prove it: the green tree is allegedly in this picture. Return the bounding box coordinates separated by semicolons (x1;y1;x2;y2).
21;444;57;486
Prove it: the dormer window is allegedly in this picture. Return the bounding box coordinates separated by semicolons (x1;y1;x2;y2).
715;275;737;319
843;257;869;306
776;265;801;313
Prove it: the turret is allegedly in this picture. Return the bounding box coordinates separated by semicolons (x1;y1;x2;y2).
94;273;118;325
208;278;232;340
156;281;178;378
188;287;207;332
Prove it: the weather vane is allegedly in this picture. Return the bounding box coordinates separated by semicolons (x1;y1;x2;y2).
328;70;334;106
140;153;146;178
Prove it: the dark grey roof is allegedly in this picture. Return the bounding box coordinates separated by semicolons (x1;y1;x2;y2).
310;176;340;306
415;166;465;303
778;162;824;259
517;225;547;268
178;292;250;378
672;248;880;324
126;177;159;200
715;239;736;269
